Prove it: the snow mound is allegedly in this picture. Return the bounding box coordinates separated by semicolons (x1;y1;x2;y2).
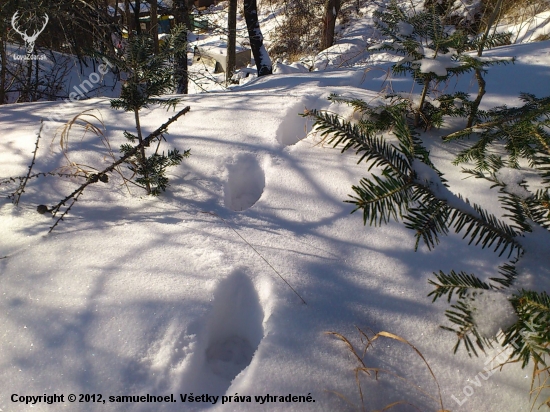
495;167;530;199
273;62;310;74
224;154;266;211
313;41;367;70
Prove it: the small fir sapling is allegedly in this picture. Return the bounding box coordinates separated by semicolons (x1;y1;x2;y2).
369;0;512;128
14;25;193;232
109;26;191;196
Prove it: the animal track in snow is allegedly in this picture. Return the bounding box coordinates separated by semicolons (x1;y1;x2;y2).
206;335;255;379
224;153;265;211
204;271;264;381
173;271;264;399
275;96;318;146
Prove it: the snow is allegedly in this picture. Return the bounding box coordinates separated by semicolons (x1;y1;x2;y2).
224;153;266;212
470;291;517;338
397;21;414;37
273;62;309;74
515;226;550;294
452;0;482;23
314;41;367;70
416;51;461;77
495;167;531;199
497;10;550;43
2;3;550;412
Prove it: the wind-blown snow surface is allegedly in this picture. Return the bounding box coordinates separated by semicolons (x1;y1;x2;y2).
1;41;550;412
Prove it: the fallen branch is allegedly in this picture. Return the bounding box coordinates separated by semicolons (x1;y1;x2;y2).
48;105;191;232
13;121;43;206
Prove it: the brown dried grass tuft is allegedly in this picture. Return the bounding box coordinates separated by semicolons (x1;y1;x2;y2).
52;109;131;191
326;327;450;412
528;350;550;410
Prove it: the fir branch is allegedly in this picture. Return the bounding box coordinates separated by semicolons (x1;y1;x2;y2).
305;109;412;177
346;174;415;226
489;261;518;288
448;202;522;257
428;270;492;303
404;191;450;251
442;299;492;357
444;94;550;143
505;291;550;367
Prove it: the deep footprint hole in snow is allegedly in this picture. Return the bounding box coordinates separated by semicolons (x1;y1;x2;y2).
204;271;264;381
206;336;255;379
224;154;265;211
275;97;317;146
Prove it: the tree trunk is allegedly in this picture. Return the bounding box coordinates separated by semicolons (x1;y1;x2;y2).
0;26;7;104
467;0;504;128
151;0;159;53
33;51;40;101
243;0;272;76
173;0;190;94
21;59;33;102
321;0;340;50
125;0;133;37
134;108;151;194
135;0;142;35
227;0;237;84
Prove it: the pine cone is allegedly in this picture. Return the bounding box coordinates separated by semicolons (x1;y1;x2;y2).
88;174;99;183
36;205;50;214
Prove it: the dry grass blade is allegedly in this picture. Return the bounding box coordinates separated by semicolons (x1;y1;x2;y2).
376;331;445;409
376;400;423;411
326;331;367;367
56;109;106;153
328;327;448;412
53;109;132;192
54;109;108;175
528;352;550;411
323;389;361;410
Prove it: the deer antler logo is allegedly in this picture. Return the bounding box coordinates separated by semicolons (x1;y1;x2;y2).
11;11;49;55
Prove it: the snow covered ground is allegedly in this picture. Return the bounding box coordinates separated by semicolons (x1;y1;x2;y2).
2;3;550;412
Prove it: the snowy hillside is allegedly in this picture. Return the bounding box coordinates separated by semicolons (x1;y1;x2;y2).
2;2;550;411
